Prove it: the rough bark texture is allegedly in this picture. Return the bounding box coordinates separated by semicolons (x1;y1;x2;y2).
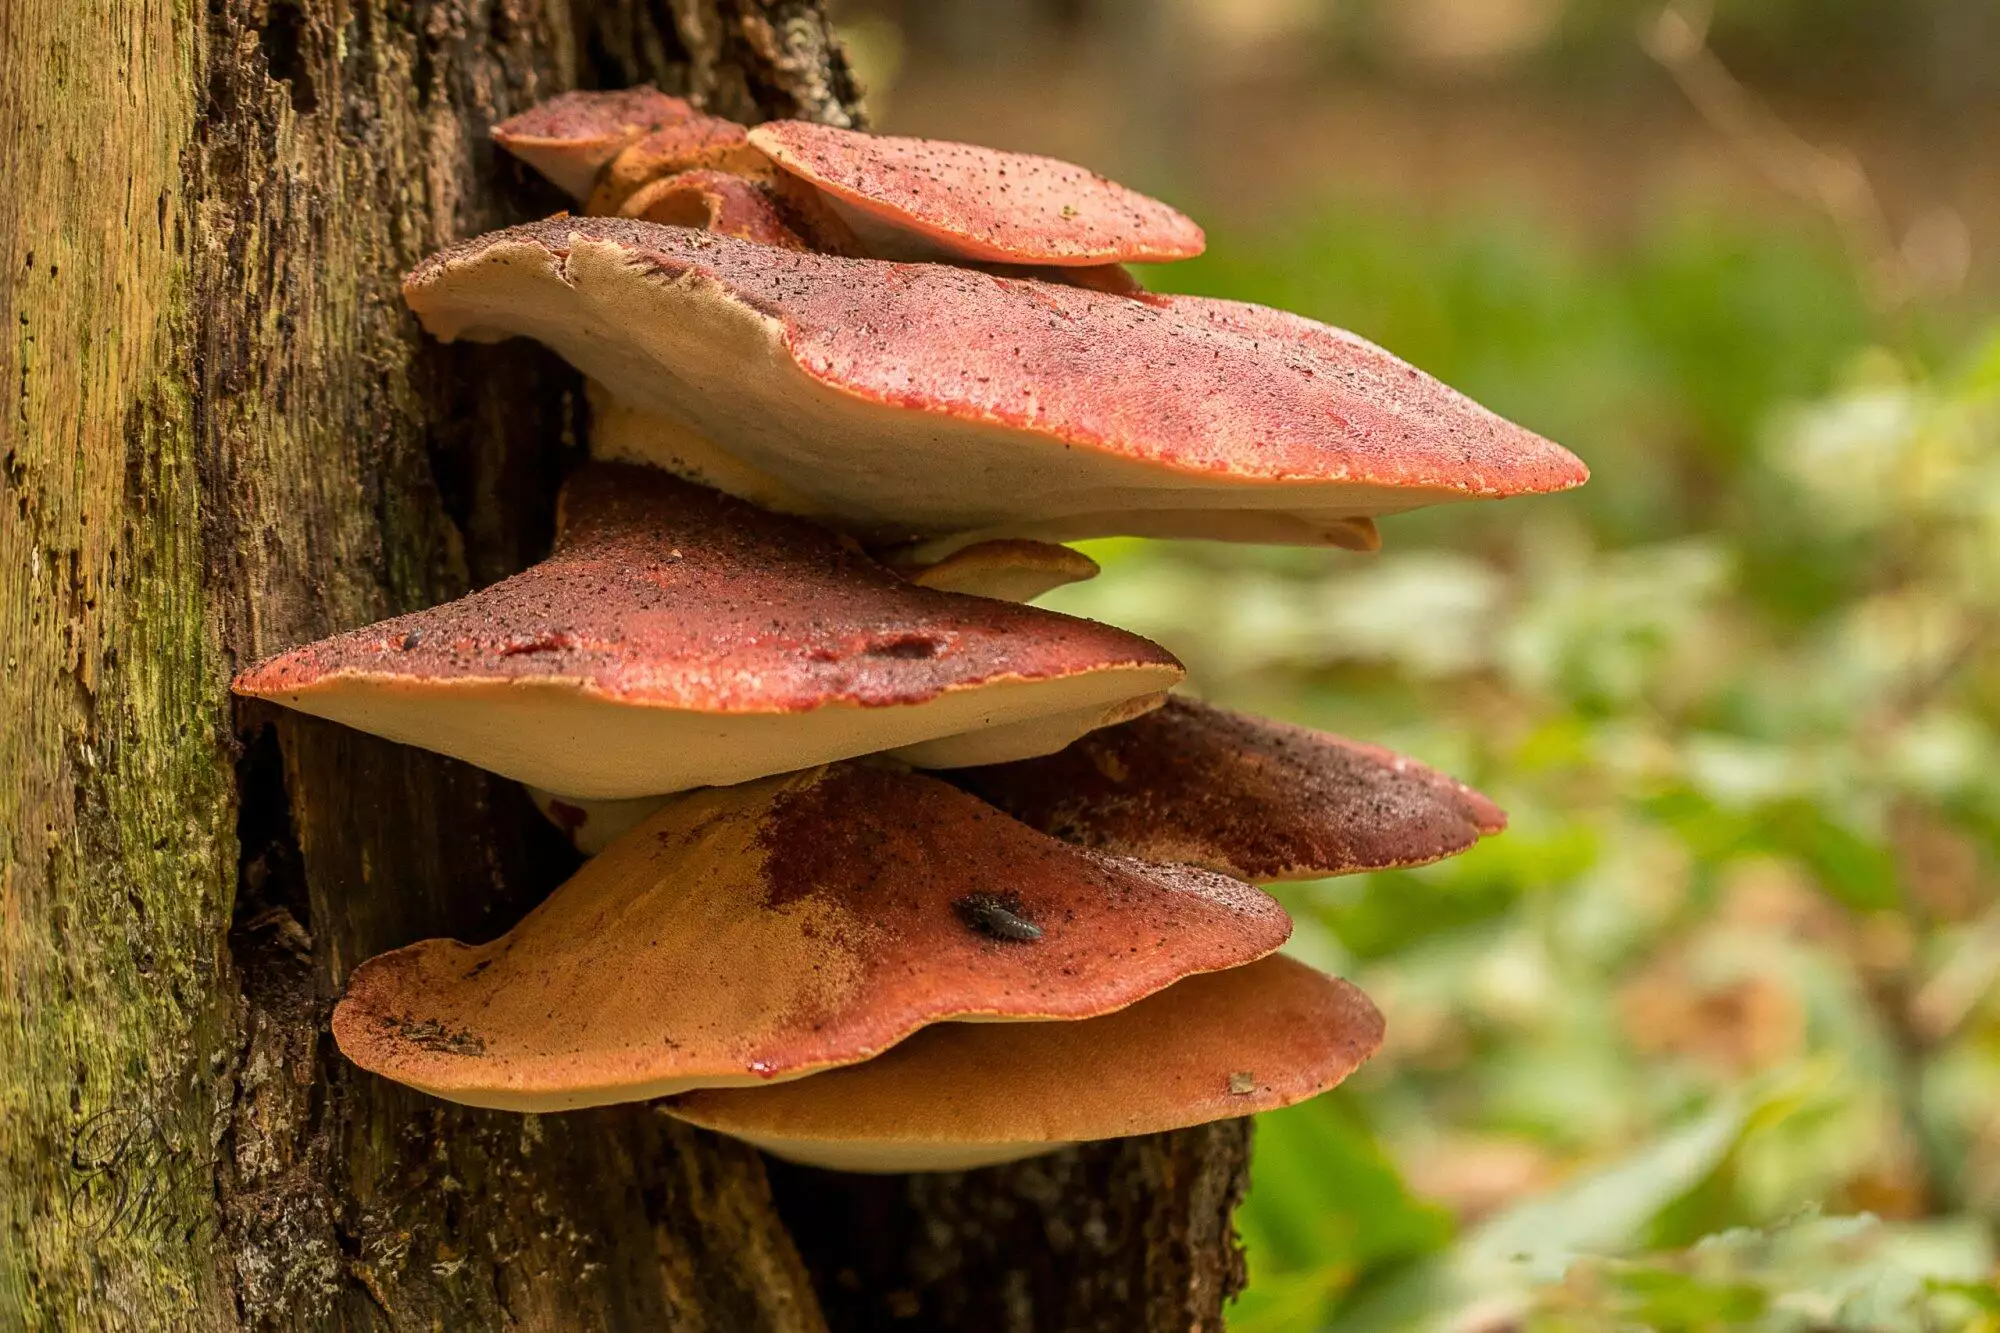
770;1122;1253;1333
0;2;1251;1329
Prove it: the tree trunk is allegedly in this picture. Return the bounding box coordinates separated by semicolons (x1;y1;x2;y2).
0;3;1251;1329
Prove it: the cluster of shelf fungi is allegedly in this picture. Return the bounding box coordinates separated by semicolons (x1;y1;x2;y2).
234;89;1586;1174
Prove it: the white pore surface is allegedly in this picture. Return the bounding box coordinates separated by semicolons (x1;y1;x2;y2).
507;140;621;202
268;668;1177;800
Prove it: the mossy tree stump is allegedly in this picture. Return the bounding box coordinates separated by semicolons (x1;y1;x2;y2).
0;2;1249;1328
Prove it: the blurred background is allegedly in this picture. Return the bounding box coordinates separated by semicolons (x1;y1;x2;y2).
835;1;1997;1327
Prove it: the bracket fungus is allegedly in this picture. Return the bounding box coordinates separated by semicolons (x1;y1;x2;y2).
234;465;1181;799
662;954;1382;1172
332;763;1290;1111
405;216;1585;551
743;120;1207;267
949;695;1507;882
496;92;1198;277
287;89;1587;1181
490;86;696;201
528;693;1508;873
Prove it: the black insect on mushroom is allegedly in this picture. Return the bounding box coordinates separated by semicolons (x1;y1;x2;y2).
954;892;1044;943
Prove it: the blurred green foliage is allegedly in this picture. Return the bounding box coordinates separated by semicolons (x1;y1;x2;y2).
1044;203;2000;1329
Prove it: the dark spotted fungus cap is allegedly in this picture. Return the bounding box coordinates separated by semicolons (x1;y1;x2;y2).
949;695;1507;883
745;119;1207;265
403;217;1586;549
232;465;1181;799
663;953;1381;1172
490;86;697;200
331;763;1290;1112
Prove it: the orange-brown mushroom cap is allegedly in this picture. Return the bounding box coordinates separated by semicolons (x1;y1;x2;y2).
948;696;1507;883
663;953;1380;1172
745;120;1206;266
232;465;1182;799
492;87;696;200
331;763;1293;1112
404;218;1588;548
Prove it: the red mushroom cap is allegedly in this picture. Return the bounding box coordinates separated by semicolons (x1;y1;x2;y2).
404;218;1589;547
663;953;1382;1172
331;763;1293;1112
232;465;1182;799
949;696;1507;883
746;120;1206;266
491;86;696;200
528;695;1504;866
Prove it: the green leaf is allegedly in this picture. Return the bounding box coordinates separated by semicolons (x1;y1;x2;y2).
1238;1095;1453;1327
1334;1094;1761;1331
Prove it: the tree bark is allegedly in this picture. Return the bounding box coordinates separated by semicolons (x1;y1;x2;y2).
768;1122;1251;1331
0;3;1251;1329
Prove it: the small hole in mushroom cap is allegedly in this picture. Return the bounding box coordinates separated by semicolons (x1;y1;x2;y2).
864;633;945;660
497;630;581;657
